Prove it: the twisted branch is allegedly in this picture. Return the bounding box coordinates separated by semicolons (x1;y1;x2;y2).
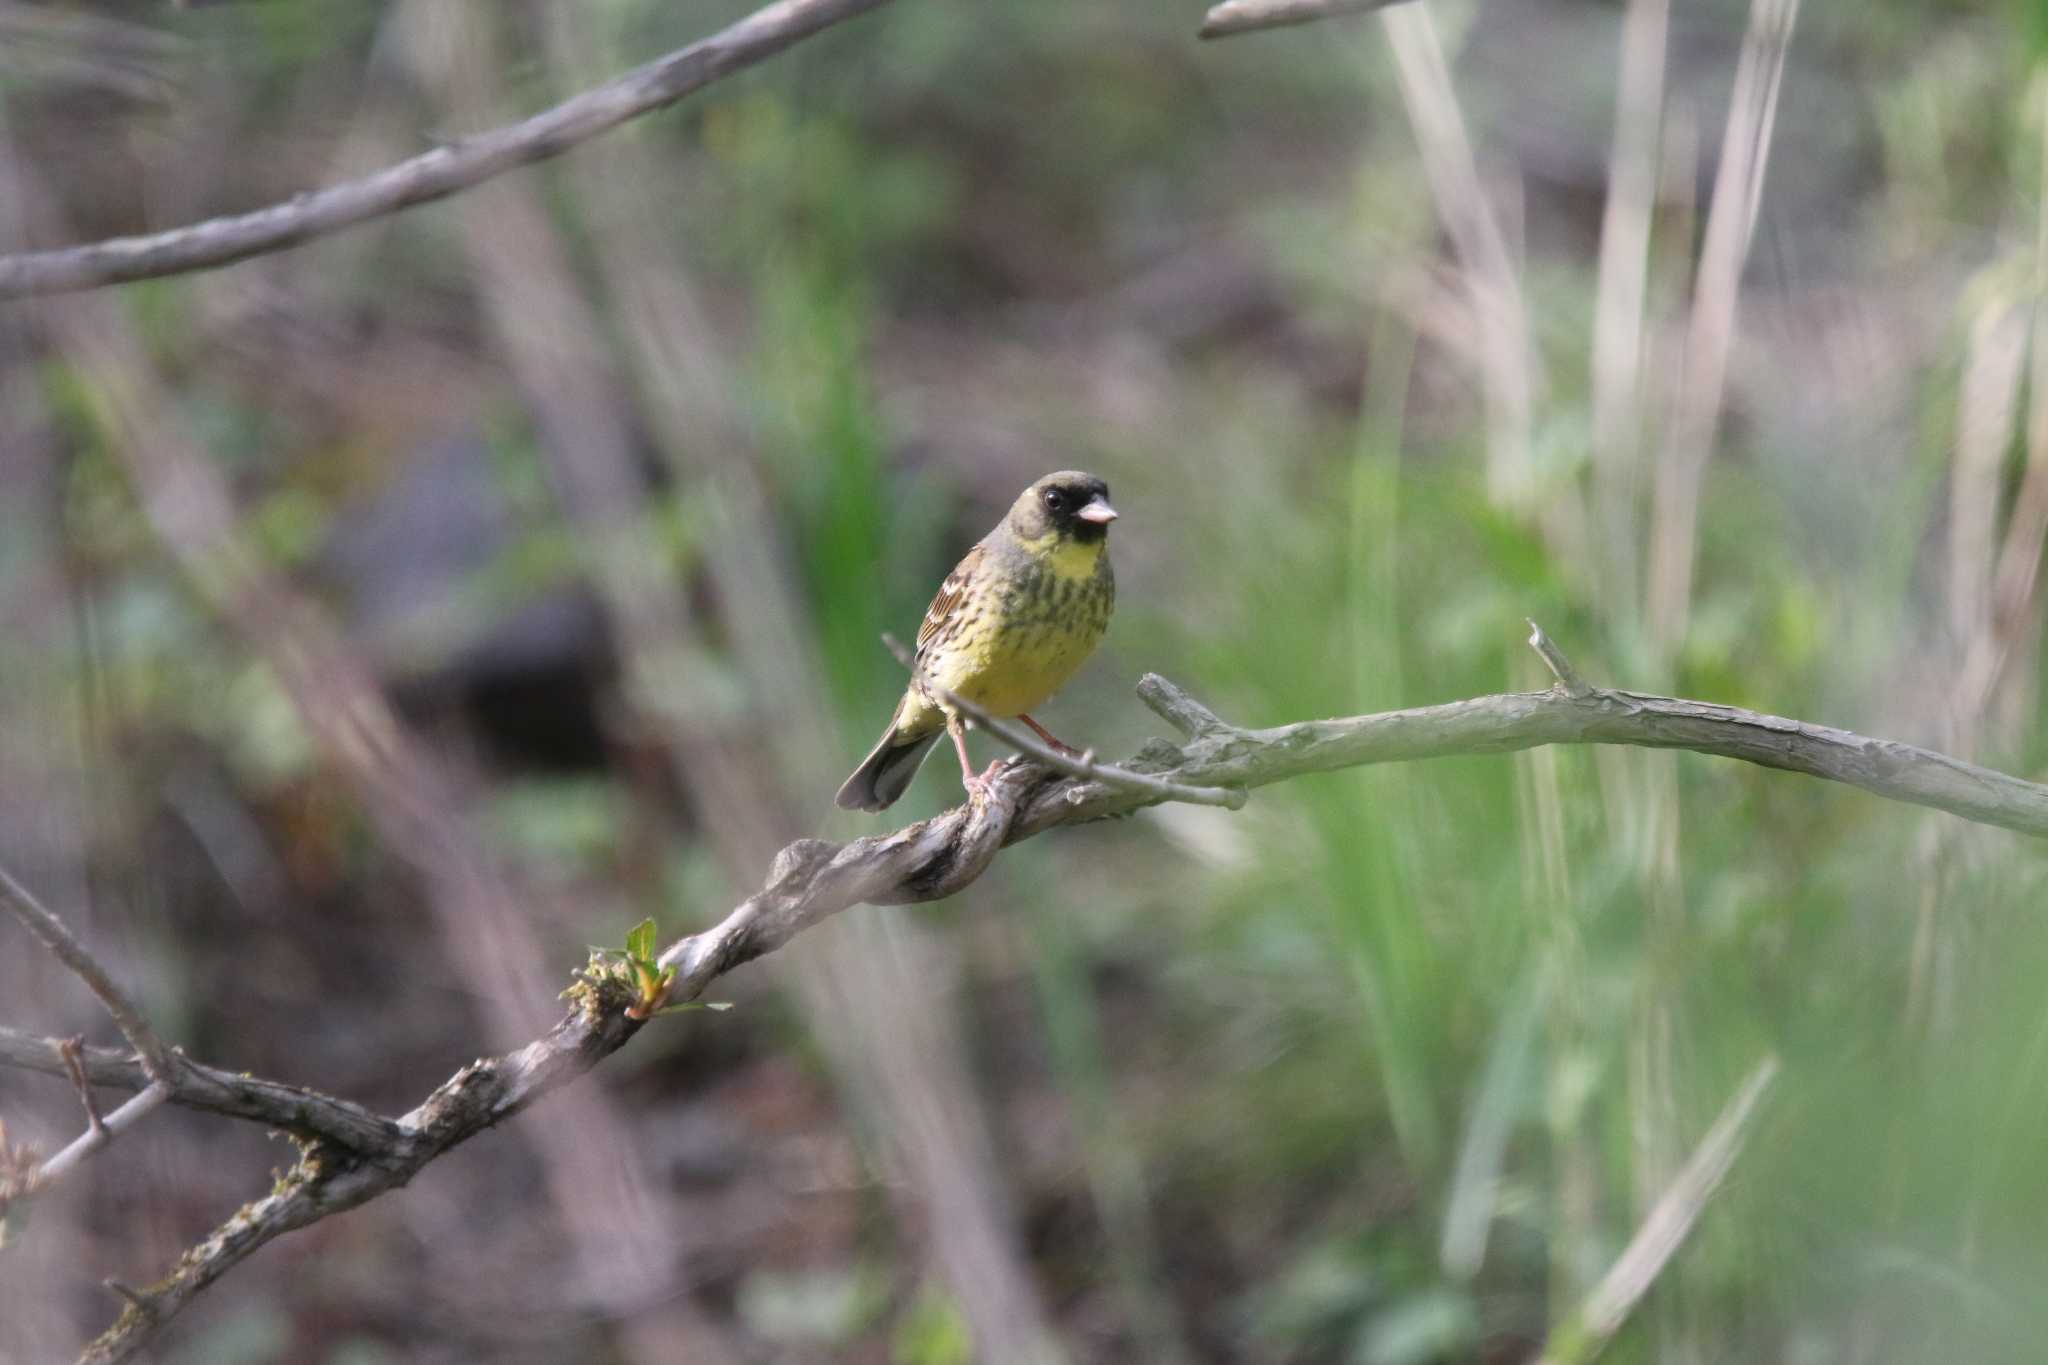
19;631;2048;1360
0;0;895;297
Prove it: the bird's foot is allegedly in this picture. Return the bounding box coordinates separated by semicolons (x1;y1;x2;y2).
961;758;1012;802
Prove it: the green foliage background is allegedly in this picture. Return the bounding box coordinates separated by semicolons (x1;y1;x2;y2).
6;0;2048;1362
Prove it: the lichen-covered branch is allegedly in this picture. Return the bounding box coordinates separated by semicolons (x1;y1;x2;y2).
33;631;2048;1362
0;0;895;297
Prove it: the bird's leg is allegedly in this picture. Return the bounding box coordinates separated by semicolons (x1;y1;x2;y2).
1018;713;1081;756
947;713;989;798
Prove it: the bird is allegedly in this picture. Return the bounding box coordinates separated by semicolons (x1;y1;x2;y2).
836;470;1118;812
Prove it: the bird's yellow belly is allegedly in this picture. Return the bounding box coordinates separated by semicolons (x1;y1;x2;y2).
926;617;1103;718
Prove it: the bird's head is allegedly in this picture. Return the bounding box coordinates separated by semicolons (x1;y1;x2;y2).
1007;470;1118;547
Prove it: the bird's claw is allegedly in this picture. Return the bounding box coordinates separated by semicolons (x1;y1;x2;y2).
962;758;1015;802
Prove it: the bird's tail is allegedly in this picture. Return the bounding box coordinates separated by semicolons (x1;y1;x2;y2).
835;718;942;813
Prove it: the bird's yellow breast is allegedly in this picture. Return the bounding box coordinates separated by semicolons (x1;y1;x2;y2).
930;617;1101;717
918;541;1114;720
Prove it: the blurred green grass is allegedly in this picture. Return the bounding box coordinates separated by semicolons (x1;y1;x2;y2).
13;0;2048;1361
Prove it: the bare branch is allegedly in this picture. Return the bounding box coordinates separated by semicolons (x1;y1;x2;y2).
57;631;2048;1359
1534;1055;1780;1365
0;0;895;297
0;1027;402;1153
0;866;174;1081
78;985;652;1364
1199;0;1412;40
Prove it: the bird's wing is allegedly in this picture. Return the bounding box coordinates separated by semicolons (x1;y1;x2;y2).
914;543;985;658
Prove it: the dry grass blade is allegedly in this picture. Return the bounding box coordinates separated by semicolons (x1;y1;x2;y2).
1379;1;1537;506
1645;0;1801;657
1533;1055;1780;1364
1589;0;1670;611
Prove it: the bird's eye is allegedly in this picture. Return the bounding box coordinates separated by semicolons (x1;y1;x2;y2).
1042;489;1066;512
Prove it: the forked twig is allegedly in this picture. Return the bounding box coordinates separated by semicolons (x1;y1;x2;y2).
32;1083;173;1190
0;867;174;1082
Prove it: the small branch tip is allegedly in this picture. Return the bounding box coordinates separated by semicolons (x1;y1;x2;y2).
59;1037;106;1135
1200;0;1413;41
1135;673;1233;739
1526;620;1594;698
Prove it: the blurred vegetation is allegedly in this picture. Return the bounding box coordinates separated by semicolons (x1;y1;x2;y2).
8;0;2048;1362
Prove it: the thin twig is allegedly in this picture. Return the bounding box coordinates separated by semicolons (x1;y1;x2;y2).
0;0;895;297
1527;620;1593;698
1199;0;1411;39
945;688;1247;811
33;1082;172;1188
0;866;174;1081
102;1283;154;1315
954;694;1247;810
59;1036;107;1136
1533;1055;1780;1364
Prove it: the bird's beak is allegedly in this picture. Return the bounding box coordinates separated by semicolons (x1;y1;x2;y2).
1076;496;1119;525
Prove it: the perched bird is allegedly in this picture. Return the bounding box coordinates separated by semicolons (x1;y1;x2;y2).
836;471;1118;812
